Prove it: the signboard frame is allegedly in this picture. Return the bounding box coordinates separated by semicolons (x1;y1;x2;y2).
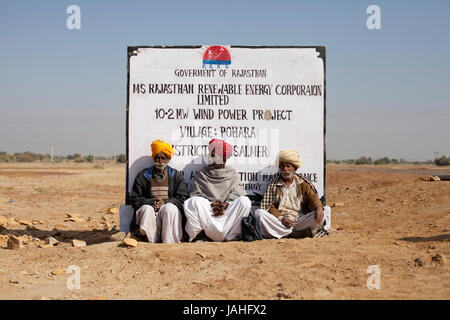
125;45;327;206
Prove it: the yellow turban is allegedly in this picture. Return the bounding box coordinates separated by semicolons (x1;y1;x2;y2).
151;139;174;159
276;149;302;168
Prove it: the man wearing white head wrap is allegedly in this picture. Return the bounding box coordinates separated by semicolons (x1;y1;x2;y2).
254;149;326;239
276;149;303;169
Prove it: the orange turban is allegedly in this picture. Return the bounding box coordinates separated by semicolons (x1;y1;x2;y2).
151;139;174;159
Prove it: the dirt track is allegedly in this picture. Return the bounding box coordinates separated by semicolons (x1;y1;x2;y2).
0;162;449;300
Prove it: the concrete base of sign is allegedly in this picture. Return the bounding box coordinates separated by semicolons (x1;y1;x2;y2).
119;205;134;233
324;206;331;231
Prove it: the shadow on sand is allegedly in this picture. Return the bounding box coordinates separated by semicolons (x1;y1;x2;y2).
398;233;450;243
1;227;118;247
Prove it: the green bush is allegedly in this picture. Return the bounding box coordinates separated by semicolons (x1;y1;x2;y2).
355;156;370;165
0;151;12;163
435;155;450;166
116;154;126;163
14;153;33;162
374;157;391;165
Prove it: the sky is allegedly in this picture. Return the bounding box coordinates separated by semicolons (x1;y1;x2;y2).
0;0;449;161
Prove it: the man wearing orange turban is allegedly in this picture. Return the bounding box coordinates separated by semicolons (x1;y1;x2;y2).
129;139;188;243
183;139;251;242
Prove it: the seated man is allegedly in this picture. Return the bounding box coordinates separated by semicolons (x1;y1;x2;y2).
130;139;189;243
255;149;325;239
184;139;251;242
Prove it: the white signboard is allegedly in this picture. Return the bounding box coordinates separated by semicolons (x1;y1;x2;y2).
126;46;326;205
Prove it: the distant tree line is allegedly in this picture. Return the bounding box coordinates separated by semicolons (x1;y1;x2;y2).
327;155;448;166
1;151;448;166
0;151;127;164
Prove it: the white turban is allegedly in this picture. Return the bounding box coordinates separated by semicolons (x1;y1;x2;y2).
276;149;302;169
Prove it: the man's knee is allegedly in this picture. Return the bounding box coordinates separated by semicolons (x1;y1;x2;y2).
185;196;208;208
139;204;154;212
254;208;264;218
235;196;251;209
159;203;180;217
255;209;270;222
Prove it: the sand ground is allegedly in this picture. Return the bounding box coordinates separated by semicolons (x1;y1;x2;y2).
0;162;449;300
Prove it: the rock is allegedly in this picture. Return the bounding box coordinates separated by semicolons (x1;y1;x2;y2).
26;225;39;231
54;224;68;229
71;239;87;247
432;253;446;265
421;176;441;181
65;217;84;223
0;216;9;227
414;257;425;267
17;219;32;227
7;235;24;250
109;232;126;242
46;237;59;246
196;252;206;259
38;244;53;248
66;213;81;218
51;269;63;275
103;222;112;231
332;202;344;208
122;238;138;247
277;290;293;298
108;208;119;215
7;218;19;227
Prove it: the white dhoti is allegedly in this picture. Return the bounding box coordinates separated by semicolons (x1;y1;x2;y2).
254;208;325;239
183;196;251;242
135;203;183;243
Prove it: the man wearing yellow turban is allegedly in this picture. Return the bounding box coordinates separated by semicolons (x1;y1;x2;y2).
129;139;189;243
254;149;327;239
151;139;174;160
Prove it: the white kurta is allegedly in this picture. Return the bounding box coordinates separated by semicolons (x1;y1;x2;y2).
183;196;251;242
135;203;183;243
254;208;327;239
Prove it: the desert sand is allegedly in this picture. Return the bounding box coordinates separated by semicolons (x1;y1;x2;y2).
0;162;449;300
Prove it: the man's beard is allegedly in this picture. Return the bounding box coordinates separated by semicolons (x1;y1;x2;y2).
281;170;294;180
208;155;224;166
154;162;167;171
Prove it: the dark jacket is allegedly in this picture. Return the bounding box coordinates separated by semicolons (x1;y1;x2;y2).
130;165;189;213
129;165;189;233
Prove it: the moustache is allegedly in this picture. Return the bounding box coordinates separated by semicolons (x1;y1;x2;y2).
281;170;294;178
154;162;167;170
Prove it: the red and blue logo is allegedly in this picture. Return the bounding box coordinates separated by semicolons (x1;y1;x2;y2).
202;46;231;69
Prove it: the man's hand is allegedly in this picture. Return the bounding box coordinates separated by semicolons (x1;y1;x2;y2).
281;216;294;228
152;197;165;212
315;206;324;225
211;201;228;217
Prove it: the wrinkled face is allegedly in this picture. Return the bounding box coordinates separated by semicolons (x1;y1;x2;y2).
208;149;225;167
279;162;297;180
153;152;169;171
